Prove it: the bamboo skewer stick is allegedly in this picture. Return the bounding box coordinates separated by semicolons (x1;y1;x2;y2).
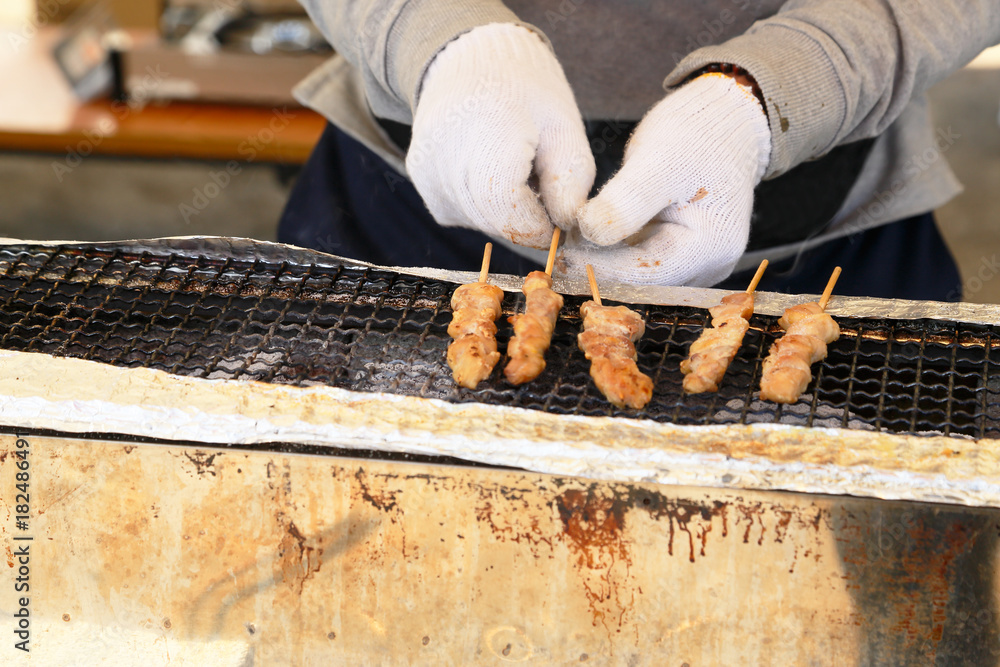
545;228;561;276
503;229;564;387
479;242;493;284
746;259;769;294
585;264;601;306
819;266;842;311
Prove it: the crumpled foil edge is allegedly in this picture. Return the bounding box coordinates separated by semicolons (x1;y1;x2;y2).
0;348;997;509
1;235;996;324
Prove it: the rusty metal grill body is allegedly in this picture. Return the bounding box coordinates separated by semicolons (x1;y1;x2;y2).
0;243;998;439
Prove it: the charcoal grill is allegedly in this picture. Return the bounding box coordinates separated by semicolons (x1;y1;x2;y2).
0;239;997;438
4;237;1000;664
0;237;998;508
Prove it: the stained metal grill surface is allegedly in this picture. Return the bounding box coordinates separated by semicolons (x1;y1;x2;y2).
0;243;998;440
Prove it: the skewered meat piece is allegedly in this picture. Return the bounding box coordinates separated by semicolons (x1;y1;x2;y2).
447;282;505;389
681;292;754;393
578;301;653;409
504;271;564;385
759;302;840;403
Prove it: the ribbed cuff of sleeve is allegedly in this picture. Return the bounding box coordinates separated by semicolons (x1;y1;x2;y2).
663;21;849;179
386;1;549;113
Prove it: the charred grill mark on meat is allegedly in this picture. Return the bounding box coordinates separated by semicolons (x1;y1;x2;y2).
681;291;754;394
504;271;564;385
760;302;840;404
447;282;505;389
577;301;653;409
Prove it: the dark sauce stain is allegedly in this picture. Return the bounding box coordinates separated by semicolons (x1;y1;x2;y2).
475;495;555;555
264;460;293;497
353;467;400;514
768;99;791;133
774;509;794;544
548;483;833;633
276;519;323;594
182;451;218;476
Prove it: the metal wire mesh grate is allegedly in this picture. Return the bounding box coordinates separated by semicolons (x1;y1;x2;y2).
0;243;998;440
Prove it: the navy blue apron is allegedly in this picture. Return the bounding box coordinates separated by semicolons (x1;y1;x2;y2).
279;122;962;301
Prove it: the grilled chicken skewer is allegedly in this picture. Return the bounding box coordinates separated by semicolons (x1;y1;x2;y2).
504;229;564;385
447;243;505;389
759;267;842;404
681;260;768;394
577;265;653;409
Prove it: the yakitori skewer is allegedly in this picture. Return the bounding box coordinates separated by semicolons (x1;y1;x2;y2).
759;266;842;404
447;243;505;389
577;265;653;409
818;266;841;311
681;259;769;394
504;228;565;385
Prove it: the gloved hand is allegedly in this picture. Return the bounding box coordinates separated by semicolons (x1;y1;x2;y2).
561;72;771;286
406;23;595;250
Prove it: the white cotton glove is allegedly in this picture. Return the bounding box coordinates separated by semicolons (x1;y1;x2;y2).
405;23;596;249
561;73;771;286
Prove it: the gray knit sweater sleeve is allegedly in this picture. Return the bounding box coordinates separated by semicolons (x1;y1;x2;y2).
665;0;1000;179
296;0;533;123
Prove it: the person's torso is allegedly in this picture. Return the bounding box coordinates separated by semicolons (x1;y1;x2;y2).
508;0;787;119
293;1;962;264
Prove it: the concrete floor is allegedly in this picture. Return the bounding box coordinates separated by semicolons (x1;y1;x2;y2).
0;65;998;302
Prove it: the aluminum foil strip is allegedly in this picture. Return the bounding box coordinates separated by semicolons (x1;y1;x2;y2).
2;236;998;325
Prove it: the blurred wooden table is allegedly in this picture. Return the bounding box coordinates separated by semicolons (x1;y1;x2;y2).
0;99;326;163
0;25;326;163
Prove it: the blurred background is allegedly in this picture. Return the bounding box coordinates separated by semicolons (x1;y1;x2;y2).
0;1;999;300
0;0;326;246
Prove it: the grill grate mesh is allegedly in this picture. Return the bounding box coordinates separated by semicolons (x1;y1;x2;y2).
0;243;998;440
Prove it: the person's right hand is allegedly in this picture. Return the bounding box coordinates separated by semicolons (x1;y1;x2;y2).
405;23;596;250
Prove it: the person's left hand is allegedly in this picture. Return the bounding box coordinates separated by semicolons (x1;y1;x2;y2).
559;72;772;286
